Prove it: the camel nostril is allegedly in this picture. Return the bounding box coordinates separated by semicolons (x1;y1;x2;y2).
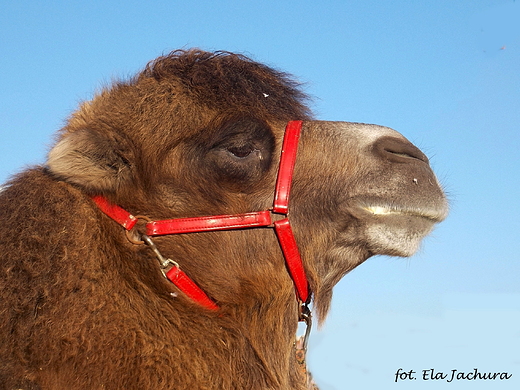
385;149;424;161
373;137;429;164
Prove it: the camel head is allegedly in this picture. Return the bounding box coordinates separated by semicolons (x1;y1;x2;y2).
47;50;447;322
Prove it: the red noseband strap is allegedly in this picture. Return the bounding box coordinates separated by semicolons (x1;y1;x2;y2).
92;120;309;310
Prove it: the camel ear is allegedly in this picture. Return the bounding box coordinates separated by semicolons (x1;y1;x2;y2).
47;128;134;193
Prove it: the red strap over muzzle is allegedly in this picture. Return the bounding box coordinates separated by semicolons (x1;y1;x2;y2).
92;120;309;309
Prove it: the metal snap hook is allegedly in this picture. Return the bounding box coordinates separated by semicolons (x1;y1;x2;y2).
140;234;179;276
298;303;312;352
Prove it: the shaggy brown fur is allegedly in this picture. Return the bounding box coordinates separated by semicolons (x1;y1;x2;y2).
0;49;447;389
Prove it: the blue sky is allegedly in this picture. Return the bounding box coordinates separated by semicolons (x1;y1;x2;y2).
1;1;519;388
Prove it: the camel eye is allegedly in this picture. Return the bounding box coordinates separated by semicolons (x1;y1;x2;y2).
227;145;255;158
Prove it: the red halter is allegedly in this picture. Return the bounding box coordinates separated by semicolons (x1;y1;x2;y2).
92;120;309;311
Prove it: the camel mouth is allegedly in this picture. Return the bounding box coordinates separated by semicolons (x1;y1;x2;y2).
361;204;448;223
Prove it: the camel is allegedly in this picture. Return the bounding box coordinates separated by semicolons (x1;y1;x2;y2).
0;49;447;389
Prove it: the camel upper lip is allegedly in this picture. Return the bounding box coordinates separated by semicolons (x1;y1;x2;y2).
361;204;448;222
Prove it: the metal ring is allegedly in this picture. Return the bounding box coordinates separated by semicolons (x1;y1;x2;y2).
125;215;152;245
